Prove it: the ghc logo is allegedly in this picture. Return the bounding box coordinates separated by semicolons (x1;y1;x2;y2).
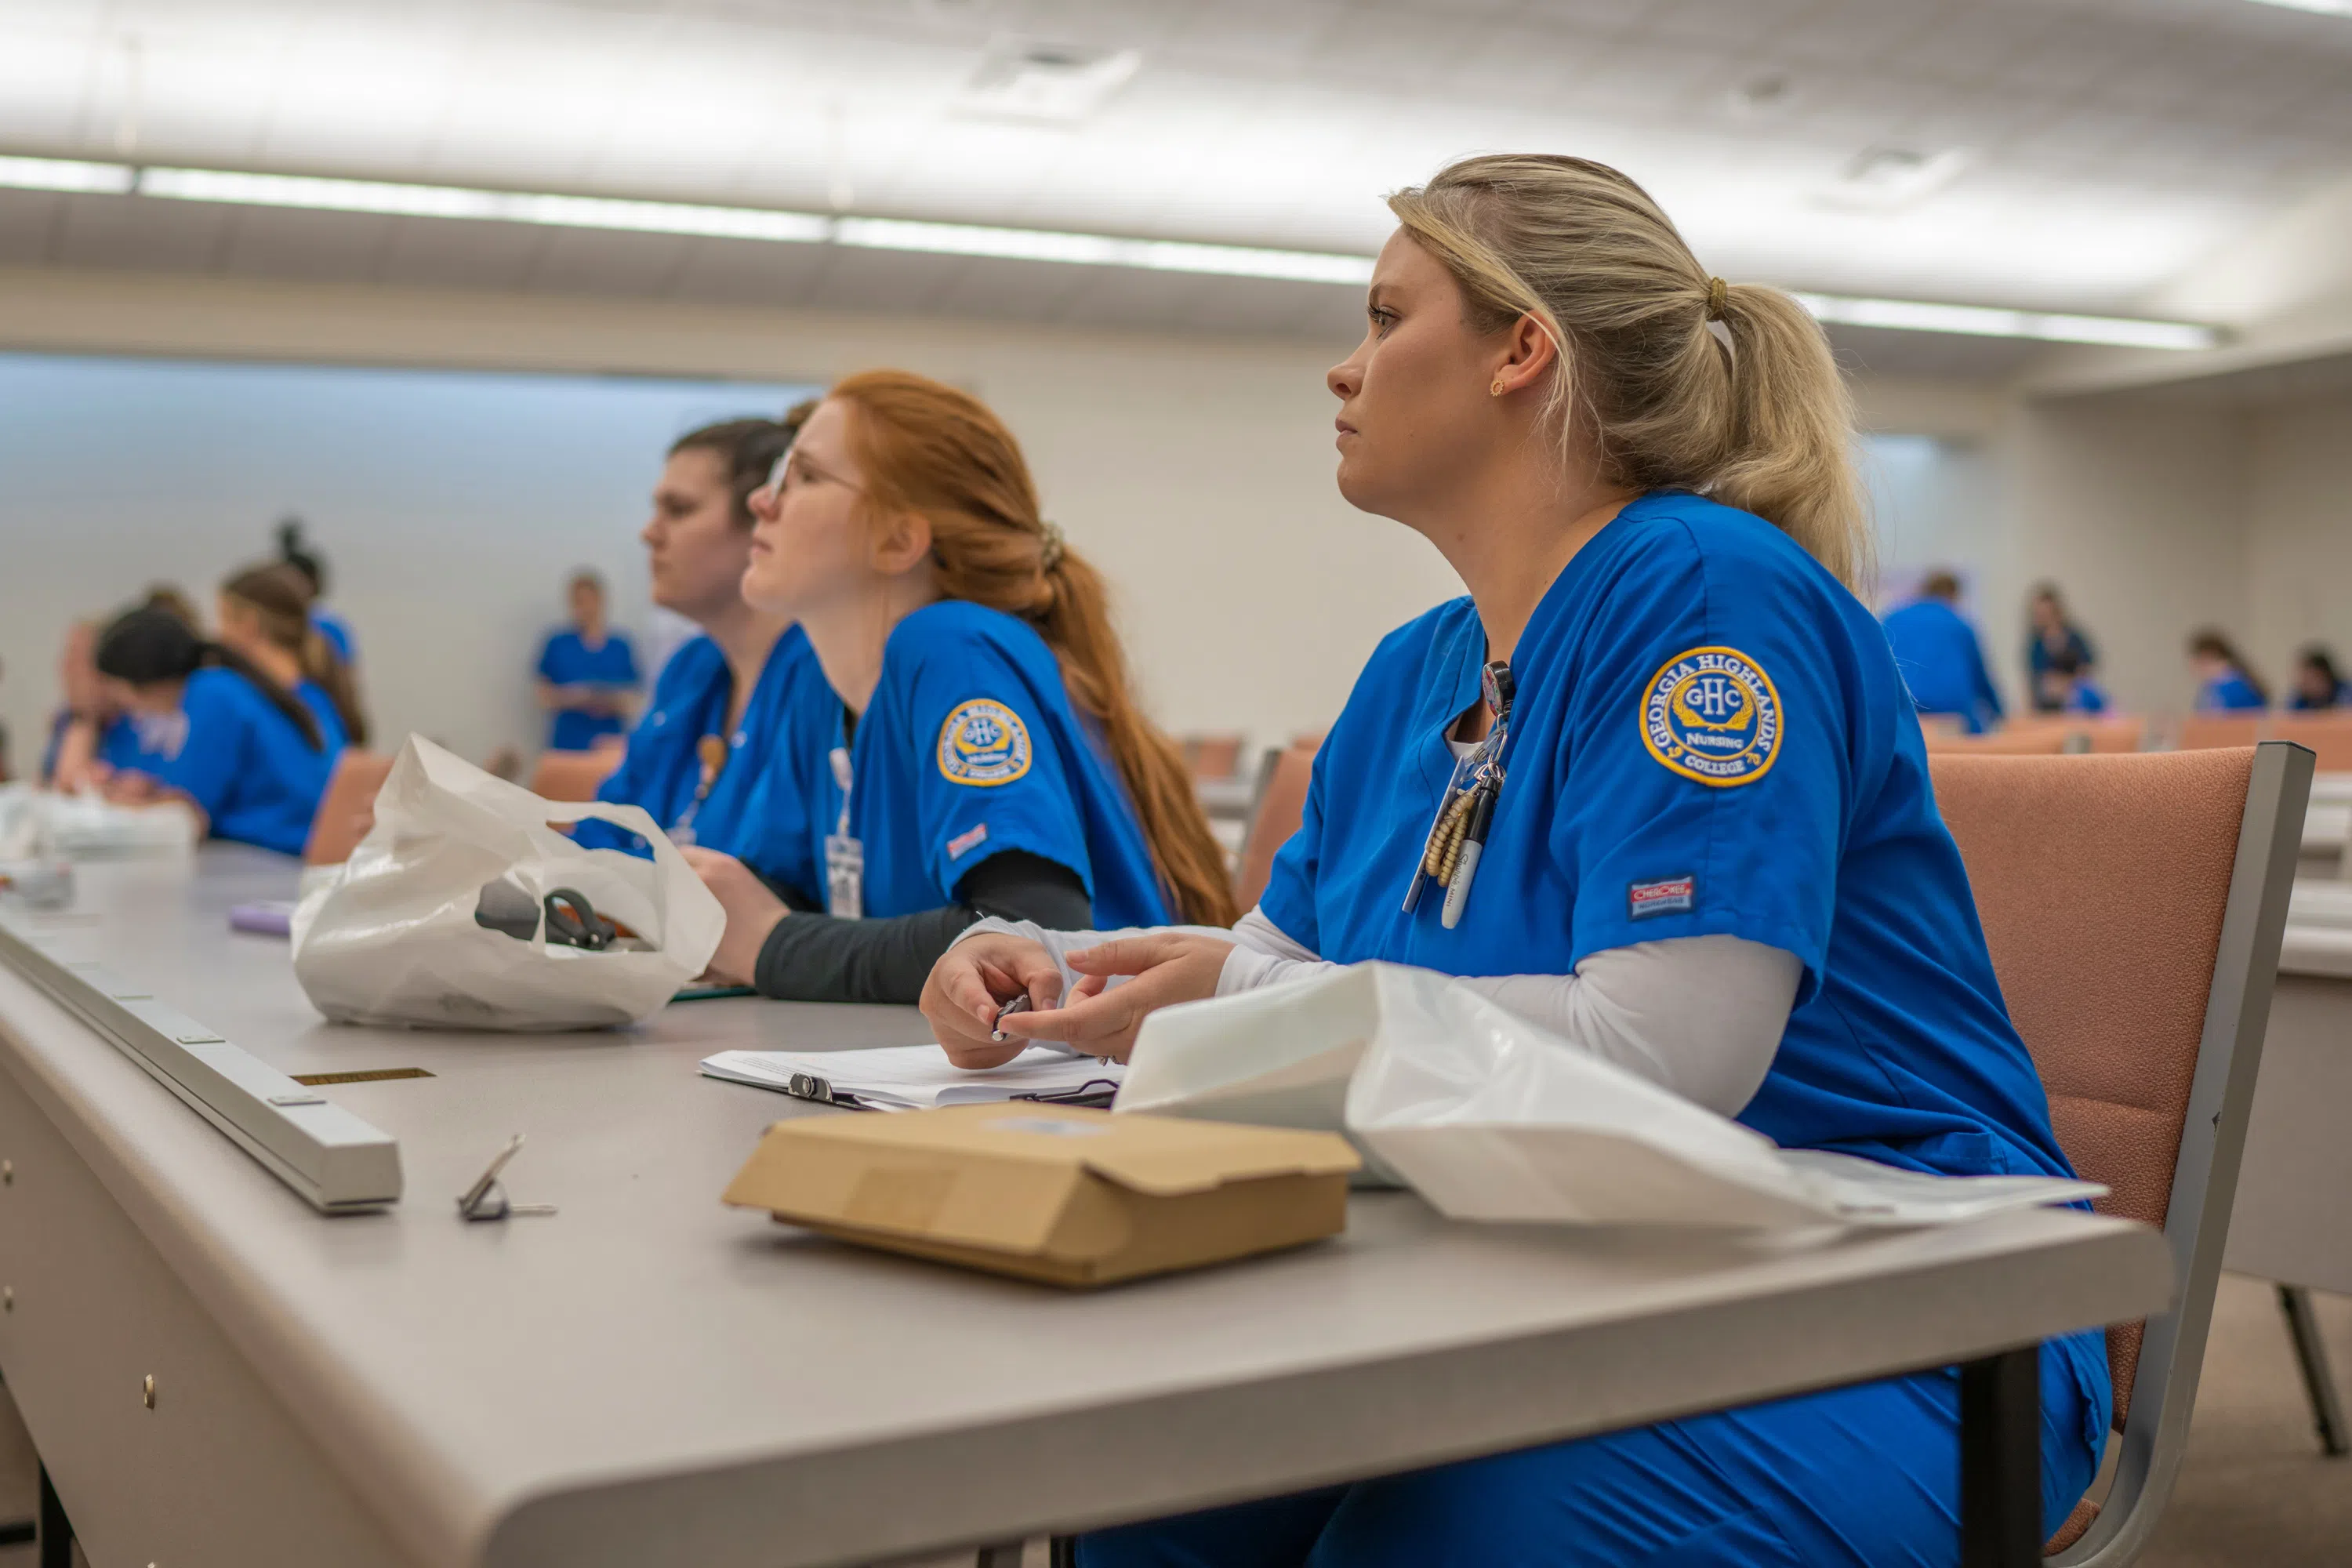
1687;674;1746;721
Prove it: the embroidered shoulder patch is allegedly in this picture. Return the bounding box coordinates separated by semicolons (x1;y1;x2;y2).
937;699;1033;787
1641;646;1782;786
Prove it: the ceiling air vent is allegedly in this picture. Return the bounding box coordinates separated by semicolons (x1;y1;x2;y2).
1817;146;1972;212
957;38;1142;124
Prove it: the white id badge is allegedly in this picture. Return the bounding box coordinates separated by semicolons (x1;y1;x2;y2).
824;833;865;920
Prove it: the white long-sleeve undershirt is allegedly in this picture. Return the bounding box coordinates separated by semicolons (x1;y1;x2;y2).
956;908;1801;1119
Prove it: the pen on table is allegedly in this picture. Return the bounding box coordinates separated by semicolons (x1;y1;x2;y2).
992;993;1036;1043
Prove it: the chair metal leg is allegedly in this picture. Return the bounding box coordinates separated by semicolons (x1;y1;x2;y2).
1960;1346;2042;1568
1051;1537;1076;1568
36;1465;71;1568
2278;1284;2350;1457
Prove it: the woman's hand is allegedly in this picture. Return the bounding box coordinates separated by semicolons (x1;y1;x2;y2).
986;932;1234;1062
679;847;786;985
922;932;1068;1069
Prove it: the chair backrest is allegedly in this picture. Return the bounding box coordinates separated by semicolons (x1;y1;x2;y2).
1934;726;2072;756
529;749;624;804
2075;717;2146;755
2176;714;2263;750
302;750;394;866
1181;733;1247;782
1233;743;1317;913
2266;713;2352;775
1930;745;2310;1563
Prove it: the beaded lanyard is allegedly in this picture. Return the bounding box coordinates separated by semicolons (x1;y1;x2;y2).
1402;660;1514;930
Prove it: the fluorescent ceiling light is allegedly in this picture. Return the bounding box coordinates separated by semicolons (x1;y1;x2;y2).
0;153;2216;347
1791;292;2217;350
2242;0;2352;16
0;154;134;194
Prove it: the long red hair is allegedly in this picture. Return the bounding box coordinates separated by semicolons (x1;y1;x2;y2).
829;370;1237;927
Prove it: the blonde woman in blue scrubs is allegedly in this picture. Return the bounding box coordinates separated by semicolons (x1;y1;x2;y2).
923;154;2105;1567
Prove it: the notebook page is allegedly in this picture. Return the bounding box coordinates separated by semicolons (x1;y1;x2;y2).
701;1044;1122;1109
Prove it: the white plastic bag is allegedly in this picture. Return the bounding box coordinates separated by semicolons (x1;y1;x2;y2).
1123;963;2105;1231
0;782;199;860
1115;965;1402;1184
290;735;723;1030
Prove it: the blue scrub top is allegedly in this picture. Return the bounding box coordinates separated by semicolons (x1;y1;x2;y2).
133;667;340;855
538;628;641;750
1269;492;2080;1185
580;626;825;884
781;600;1172;926
1881;597;2002;733
42;709;178;781
2198;672;2266;712
2289;680;2348;712
294;679;350;752
311;607;357;666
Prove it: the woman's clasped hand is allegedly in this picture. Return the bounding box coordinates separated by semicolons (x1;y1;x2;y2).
920;928;1236;1068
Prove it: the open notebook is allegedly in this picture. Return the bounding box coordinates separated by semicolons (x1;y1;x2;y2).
699;1044;1123;1112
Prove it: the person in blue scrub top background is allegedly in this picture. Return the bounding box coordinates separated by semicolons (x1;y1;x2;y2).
681;368;1236;1006
76;604;342;855
2049;647;2110;715
2025;582;2098;713
535;570;641;750
2288;645;2347;712
578;411;828;883
2187;629;2267;712
217;563;369;752
925;152;2109;1568
1882;568;2004;733
45;589;213;790
275;517;362;670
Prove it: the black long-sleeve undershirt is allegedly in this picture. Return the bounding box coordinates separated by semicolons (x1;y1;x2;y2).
750;850;1092;1004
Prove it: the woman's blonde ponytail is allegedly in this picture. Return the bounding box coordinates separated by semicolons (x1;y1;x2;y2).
1388;154;1870;592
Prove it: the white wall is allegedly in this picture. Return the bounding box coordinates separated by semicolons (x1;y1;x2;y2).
2246;394;2352;693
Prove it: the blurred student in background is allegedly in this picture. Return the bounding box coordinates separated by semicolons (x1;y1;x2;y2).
2049;646;2109;714
1880;568;2002;733
580;412;824;879
682;369;1233;1004
218;564;369;749
535;569;641;752
276;518;358;668
43;589;201;789
2025;582;2097;713
2188;629;2267;712
2288;646;2348;711
67;602;340;855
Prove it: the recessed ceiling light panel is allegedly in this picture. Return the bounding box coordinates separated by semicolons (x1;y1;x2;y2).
2241;0;2352;16
956;38;1142;124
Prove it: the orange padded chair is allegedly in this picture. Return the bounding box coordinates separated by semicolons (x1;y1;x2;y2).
2072;717;2145;755
528;749;624;804
2267;713;2352;775
2175;715;2263;750
1232;744;1318;913
301;750;394;866
1932;745;2310;1562
1181;733;1247;782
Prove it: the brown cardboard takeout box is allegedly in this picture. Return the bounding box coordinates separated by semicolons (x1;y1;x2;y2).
722;1103;1362;1287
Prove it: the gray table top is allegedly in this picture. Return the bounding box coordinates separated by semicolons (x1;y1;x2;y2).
0;846;2174;1568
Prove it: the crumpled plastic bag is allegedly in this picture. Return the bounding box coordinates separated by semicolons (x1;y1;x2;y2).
0;782;198;860
290;735;723;1030
1120;963;2105;1231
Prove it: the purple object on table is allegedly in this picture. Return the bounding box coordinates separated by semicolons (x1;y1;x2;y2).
228;900;296;937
